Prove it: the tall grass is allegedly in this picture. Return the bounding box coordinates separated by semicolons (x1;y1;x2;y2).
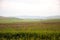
0;32;60;40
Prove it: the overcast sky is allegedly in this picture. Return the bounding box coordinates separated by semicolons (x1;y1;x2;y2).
0;0;60;17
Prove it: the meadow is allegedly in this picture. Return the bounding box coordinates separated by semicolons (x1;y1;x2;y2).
0;19;60;40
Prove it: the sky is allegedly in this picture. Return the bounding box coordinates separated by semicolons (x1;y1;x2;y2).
0;0;60;17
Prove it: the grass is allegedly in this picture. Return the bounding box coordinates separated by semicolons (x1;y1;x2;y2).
0;19;60;40
0;19;60;33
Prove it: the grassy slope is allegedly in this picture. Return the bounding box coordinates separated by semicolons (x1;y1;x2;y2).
0;18;60;33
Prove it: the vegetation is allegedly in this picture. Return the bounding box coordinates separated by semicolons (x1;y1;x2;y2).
0;32;60;40
0;16;60;40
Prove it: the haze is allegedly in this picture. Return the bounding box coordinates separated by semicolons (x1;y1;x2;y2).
0;0;60;18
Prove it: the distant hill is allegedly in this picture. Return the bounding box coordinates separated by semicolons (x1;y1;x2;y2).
0;15;60;19
0;16;40;23
0;16;20;19
15;15;60;19
46;15;60;19
0;16;24;23
0;16;60;23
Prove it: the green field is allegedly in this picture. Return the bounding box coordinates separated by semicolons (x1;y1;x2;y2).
0;18;60;40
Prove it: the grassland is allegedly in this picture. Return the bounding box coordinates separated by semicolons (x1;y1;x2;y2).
0;18;60;40
0;19;60;33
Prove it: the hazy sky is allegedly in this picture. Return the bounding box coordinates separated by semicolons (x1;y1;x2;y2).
0;0;60;17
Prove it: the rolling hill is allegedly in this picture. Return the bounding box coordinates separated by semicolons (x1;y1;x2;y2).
0;16;60;22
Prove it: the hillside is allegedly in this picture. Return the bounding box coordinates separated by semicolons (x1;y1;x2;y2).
0;16;41;23
0;16;24;23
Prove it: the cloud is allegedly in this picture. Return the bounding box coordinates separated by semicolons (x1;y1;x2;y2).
0;0;60;17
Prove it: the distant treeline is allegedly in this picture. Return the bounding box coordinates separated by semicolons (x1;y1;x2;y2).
0;32;60;40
